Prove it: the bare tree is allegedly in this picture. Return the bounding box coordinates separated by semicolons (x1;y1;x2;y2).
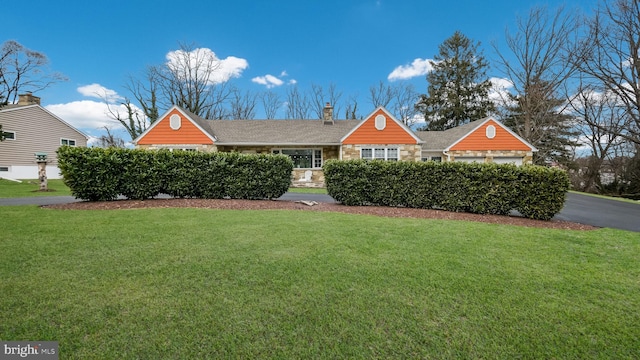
311;83;343;119
228;88;257;119
125;69;160;123
575;0;640;145
95;126;126;148
285;85;312;119
568;80;629;191
344;95;361;120
391;82;419;126
126;42;234;122
104;97;148;140
260;91;281;119
0;40;66;105
493;5;580;164
368;80;396;108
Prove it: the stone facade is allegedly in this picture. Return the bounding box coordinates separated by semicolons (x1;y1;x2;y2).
447;150;534;164
341;144;422;161
217;145;340;187
137;144;217;152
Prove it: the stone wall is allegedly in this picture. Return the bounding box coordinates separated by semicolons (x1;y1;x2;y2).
447;150;534;164
341;144;422;161
217;145;340;187
137;144;218;152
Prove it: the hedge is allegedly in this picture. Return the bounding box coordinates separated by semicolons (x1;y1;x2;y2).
57;146;293;201
323;160;569;221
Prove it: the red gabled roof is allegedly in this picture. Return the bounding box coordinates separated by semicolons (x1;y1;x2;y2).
447;118;537;152
134;106;215;145
341;107;422;145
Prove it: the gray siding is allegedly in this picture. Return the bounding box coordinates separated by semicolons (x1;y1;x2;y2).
0;105;88;167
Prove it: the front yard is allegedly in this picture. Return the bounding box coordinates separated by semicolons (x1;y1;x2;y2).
1;205;638;358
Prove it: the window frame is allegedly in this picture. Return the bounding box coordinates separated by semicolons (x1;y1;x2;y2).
2;130;16;140
60;138;76;146
272;148;323;169
360;147;399;161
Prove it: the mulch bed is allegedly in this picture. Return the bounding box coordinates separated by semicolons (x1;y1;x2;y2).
43;198;597;231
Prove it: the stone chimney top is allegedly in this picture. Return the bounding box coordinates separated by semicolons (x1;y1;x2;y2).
18;93;41;106
322;102;334;124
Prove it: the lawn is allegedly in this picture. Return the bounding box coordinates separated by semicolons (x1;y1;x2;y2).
0;179;325;198
0;179;71;197
1;206;639;359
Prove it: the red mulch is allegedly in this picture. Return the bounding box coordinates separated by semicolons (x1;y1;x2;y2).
43;198;597;231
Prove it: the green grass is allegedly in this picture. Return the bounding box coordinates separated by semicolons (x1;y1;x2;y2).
1;206;639;359
570;190;640;205
287;187;328;194
0;179;71;197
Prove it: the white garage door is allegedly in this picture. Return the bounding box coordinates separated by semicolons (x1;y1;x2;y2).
493;157;523;166
455;157;484;163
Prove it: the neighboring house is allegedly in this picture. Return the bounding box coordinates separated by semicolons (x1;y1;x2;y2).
134;104;536;187
0;93;89;179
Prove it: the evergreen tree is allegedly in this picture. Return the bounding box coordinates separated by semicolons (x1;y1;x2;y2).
503;77;578;167
417;31;495;131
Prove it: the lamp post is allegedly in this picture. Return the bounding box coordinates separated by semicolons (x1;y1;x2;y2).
34;152;48;191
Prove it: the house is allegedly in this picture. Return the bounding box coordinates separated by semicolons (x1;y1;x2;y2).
416;117;537;166
134;104;536;187
0;93;89;179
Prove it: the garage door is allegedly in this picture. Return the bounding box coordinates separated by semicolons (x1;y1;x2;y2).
492;157;523;166
455;157;484;163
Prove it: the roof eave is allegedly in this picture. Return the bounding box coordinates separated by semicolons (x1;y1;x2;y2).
215;142;343;146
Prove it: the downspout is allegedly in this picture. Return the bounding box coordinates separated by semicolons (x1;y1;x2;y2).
443;150;451;162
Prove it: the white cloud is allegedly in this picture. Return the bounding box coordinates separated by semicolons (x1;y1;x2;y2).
46;100;128;130
488;77;514;105
252;71;297;88
252;74;284;88
165;47;248;85
388;58;435;81
77;83;123;103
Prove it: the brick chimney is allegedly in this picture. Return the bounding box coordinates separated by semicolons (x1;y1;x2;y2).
322;102;334;124
18;93;41;106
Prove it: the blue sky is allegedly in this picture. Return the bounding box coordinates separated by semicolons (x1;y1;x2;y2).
5;0;597;142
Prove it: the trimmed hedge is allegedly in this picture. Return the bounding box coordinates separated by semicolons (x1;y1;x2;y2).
57;146;293;201
324;160;569;221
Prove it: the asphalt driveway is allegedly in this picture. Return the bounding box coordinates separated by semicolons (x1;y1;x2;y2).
1;191;638;232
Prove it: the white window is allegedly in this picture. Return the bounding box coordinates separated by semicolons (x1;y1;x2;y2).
2;131;15;140
61;138;76;146
170;114;181;130
486;125;496;139
272;148;322;169
374;114;386;130
361;147;398;161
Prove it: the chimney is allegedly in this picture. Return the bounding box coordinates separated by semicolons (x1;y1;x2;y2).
18;93;41;106
322;102;334;124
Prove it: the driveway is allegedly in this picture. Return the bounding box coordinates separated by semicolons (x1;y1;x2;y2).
1;192;638;232
555;192;640;232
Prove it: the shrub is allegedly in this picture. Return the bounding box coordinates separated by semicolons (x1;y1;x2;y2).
57;146;122;201
57;147;293;201
324;160;569;221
